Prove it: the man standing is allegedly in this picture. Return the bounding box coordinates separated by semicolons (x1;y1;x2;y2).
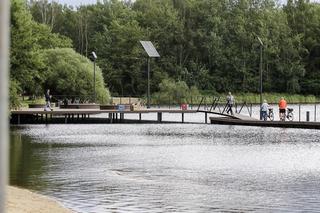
261;99;269;121
45;89;53;111
279;97;287;121
226;92;234;115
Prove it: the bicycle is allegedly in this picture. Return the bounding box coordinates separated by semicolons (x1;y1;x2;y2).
268;108;274;121
286;108;294;121
280;108;294;121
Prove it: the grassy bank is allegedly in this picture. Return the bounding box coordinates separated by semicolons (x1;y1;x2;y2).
229;93;318;104
149;93;319;105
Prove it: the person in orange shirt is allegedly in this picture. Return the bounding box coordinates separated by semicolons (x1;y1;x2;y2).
278;97;287;121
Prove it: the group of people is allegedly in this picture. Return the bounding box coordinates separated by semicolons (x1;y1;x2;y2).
261;97;288;121
225;92;289;121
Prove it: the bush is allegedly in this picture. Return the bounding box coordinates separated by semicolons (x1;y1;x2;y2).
42;48;110;103
10;79;21;109
154;78;201;104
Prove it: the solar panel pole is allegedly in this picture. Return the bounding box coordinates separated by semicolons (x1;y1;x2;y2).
0;0;10;212
139;41;160;109
147;58;150;109
258;37;263;121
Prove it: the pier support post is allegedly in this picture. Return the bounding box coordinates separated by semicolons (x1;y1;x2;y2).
299;104;301;122
315;104;317;122
182;113;184;123
205;112;207;124
65;115;68;124
17;114;20;125
157;112;162;122
139;113;142;121
45;114;48;124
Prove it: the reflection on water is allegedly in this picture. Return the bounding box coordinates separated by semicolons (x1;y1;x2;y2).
10;124;320;212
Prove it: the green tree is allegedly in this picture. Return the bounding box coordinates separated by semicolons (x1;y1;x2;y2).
11;0;44;95
42;48;110;103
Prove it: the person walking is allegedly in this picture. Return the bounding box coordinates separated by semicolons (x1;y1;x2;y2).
226;92;234;115
44;89;53;111
261;99;269;121
278;97;287;121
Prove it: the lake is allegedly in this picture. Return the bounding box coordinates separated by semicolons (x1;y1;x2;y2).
10;121;320;212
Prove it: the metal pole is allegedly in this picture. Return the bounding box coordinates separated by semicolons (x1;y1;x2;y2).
0;0;9;212
93;60;96;103
315;103;317;122
299;104;301;122
147;58;150;109
259;44;263;120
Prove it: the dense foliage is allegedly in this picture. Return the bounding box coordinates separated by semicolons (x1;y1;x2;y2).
43;48;110;103
26;0;320;97
10;0;110;107
10;0;320;108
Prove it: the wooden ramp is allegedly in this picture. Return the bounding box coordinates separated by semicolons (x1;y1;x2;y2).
197;110;257;121
210;117;320;129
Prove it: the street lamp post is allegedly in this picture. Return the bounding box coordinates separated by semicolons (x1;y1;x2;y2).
92;52;97;103
258;37;264;120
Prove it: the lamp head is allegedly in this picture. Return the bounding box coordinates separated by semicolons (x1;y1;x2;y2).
92;51;97;60
257;37;264;46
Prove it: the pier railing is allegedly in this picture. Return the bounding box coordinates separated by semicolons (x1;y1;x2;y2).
40;94;320;122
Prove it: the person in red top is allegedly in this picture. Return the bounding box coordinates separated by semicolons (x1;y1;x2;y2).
279;97;287;121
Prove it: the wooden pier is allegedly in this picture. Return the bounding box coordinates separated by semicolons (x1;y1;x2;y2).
10;108;200;124
10;107;320;129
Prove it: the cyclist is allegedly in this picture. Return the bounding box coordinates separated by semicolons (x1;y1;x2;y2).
261;99;269;121
278;97;287;121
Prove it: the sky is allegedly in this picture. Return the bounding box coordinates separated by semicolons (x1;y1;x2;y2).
55;0;320;7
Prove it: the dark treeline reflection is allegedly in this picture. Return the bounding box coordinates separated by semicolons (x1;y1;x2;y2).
10;130;48;191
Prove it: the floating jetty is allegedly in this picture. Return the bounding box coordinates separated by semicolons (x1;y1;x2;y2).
210;117;320;129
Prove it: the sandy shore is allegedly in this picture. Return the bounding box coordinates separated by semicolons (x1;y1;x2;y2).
6;186;73;213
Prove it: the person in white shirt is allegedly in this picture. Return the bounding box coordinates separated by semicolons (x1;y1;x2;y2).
226;92;234;115
261;99;269;121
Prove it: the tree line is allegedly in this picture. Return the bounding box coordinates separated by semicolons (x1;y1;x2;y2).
10;0;110;108
10;0;320;107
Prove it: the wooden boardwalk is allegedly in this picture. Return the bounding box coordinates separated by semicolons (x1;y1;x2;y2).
10;108;199;124
10;108;320;129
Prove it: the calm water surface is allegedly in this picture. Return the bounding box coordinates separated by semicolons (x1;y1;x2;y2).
10;123;320;212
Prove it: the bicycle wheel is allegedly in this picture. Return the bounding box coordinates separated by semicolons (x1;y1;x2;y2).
287;112;294;121
269;112;274;121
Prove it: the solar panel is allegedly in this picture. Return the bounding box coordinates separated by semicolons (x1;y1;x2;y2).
140;41;160;58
